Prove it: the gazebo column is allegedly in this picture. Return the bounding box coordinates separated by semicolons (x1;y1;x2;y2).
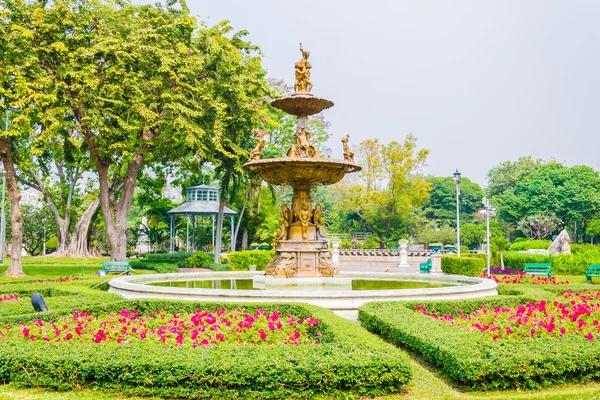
191;215;196;252
169;215;174;253
186;214;190;252
230;215;235;252
211;215;215;248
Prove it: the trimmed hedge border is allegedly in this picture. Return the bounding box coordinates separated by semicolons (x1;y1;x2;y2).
0;297;412;399
441;255;485;276
359;287;600;391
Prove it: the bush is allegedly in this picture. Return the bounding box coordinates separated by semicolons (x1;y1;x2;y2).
359;293;600;390
509;240;551;251
205;262;230;272
441;255;485;276
0;299;412;399
129;261;179;273
228;250;274;271
184;252;214;268
146;252;193;262
502;252;553;270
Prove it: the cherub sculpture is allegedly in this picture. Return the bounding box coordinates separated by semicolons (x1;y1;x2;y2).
294;43;312;94
249;129;268;160
313;203;326;238
296;203;312;240
341;134;354;162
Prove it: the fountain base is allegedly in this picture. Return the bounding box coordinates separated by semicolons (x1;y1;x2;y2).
264;239;336;278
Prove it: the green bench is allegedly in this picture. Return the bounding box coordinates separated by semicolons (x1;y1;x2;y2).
523;263;552;278
102;261;131;275
420;258;432;274
586;264;600;284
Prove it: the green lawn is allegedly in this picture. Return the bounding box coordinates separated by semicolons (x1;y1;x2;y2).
0;264;598;399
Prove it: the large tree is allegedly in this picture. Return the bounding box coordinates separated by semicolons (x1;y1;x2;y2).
422;176;484;226
336;135;430;246
487;156;546;197
6;0;264;260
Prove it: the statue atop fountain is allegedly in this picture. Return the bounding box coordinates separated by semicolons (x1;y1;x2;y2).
243;45;361;279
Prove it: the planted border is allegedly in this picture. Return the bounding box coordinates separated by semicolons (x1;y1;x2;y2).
359;288;600;390
0;298;411;399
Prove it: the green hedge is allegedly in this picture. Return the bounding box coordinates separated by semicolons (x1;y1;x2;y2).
509;240;551;251
184;252;214;268
145;252;194;262
441;255;485;276
0;299;412;399
129;261;179;273
228;250;274;271
359;291;600;390
502;252;554;270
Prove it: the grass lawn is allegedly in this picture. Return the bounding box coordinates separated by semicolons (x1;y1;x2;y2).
0;264;598;399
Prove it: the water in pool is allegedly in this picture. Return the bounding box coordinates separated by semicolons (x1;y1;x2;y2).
149;279;453;291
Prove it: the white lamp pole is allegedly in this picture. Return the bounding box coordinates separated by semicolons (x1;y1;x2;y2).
453;169;461;257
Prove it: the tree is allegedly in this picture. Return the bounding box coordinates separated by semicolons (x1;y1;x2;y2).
21;204;56;256
415;225;456;245
336;135;430;245
6;0;260;260
422;176;484;226
517;212;560;240
497;163;600;241
586;219;600;243
491;236;510;269
487;157;546;197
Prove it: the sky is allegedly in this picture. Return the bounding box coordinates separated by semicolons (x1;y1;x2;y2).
184;0;600;186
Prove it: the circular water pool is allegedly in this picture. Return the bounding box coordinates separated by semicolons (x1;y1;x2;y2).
108;271;498;311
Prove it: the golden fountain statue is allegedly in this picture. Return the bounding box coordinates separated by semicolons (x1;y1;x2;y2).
243;45;361;279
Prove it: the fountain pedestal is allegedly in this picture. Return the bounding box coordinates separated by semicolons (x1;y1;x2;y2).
243;45;361;279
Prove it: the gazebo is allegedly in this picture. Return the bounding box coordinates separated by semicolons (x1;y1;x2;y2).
167;185;237;253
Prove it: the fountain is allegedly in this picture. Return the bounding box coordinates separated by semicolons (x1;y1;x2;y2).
243;43;360;282
108;45;497;316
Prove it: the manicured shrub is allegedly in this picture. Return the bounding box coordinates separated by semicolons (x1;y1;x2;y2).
502;251;553;270
184;252;214;268
359;292;600;390
129;261;178;273
228;250;274;271
0;299;412;399
509;240;551;251
146;252;194;262
441;255;485;276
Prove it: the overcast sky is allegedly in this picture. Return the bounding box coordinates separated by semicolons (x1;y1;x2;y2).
185;0;600;186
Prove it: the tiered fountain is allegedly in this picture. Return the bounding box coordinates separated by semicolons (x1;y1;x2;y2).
243;44;360;282
107;46;497;315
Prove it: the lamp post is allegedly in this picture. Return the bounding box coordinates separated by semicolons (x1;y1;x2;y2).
453;169;461;257
482;197;496;275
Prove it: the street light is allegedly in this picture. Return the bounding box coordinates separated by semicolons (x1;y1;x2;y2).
453;169;461;257
482;197;496;275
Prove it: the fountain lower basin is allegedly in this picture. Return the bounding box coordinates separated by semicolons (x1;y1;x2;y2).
108;271;498;311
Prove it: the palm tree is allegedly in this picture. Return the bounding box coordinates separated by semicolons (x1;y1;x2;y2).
491;236;511;270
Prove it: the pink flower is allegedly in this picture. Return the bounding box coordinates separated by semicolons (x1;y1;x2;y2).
588;333;594;341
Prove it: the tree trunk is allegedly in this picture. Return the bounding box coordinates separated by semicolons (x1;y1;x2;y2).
214;199;225;263
500;251;505;270
242;227;248;250
69;198;100;257
233;203;246;251
51;219;71;256
0;139;25;277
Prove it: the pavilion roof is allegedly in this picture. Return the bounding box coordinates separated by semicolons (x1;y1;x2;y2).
167;201;237;216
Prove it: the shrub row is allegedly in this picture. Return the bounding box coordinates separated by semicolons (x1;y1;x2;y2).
359;290;600;390
184;252;214;268
145;252;194;262
502;251;600;275
128;261;179;274
0;299;412;399
509;239;552;251
441;255;485;276
228;250;274;271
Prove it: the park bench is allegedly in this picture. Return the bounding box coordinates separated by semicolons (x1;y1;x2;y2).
102;261;130;275
585;264;600;284
523;263;552;278
419;258;432;274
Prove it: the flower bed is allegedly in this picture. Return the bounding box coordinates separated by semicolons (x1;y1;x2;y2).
32;276;80;284
416;289;600;341
4;308;322;347
480;272;570;285
359;291;600;390
0;294;18;302
0;299;412;399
